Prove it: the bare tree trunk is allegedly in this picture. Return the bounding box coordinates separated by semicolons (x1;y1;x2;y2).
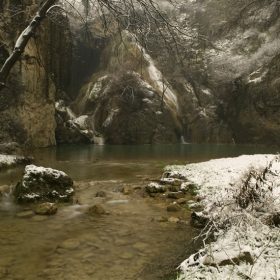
0;0;56;91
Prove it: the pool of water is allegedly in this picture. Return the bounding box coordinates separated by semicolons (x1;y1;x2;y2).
0;143;278;185
0;180;198;280
0;143;279;279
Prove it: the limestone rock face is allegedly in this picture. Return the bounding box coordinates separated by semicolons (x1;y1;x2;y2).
0;0;72;152
13;165;74;203
2;0;280;147
228;54;280;146
58;71;181;144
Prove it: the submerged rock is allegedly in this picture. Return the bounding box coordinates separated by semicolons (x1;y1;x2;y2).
13;165;74;203
167;203;182;212
85;204;108;215
121;186;131;195
96;191;106;198
35;202;58;215
58;238;81;250
16;210;34;218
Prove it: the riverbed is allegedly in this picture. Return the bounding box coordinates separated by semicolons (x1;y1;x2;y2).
0;144;278;279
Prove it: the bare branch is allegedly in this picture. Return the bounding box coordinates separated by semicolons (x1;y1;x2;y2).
0;0;57;90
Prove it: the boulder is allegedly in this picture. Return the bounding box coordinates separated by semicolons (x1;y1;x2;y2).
167;203;182;212
177;198;188;204
13;165;74;203
168;185;180;192
58;238;81;250
167;192;185;199
16;210;34;218
96;191;106;198
85;204;107;215
168;217;180;223
145;182;167;193
121;185;131;195
35;202;58;215
155;216;168;222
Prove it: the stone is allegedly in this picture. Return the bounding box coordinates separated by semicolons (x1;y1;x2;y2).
167;203;182;212
155;216;168;222
16;210;34;218
122;186;131;195
167;192;185;199
58;238;81;250
172;179;183;186
96;191;106;198
168;185;180;192
85;204;107;215
145;183;167;193
35;202;58;215
168;217;180;223
120;252;134;260
30;215;49;222
203;249;254;266
177;198;187;204
13;165;74;203
160;178;175;185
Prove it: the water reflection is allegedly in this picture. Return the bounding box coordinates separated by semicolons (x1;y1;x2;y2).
0;144;279;185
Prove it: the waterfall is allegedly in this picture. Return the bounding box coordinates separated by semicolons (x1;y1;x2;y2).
1;187;17;211
66;107;76;120
125;31;179;110
93;135;104;145
180;135;188;144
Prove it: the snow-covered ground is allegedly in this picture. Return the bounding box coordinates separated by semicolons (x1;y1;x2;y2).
0;154;23;169
165;154;280;280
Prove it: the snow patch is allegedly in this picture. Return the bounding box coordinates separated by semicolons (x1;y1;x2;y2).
166;154;280;280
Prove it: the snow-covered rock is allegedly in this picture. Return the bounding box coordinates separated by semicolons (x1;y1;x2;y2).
145;182;167;193
13;165;74;203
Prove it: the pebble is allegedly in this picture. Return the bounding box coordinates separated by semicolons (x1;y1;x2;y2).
58;238;81;250
16;211;34;218
168;217;180;223
167;203;182;212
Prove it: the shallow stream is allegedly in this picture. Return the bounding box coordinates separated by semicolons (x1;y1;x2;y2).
0;144;278;279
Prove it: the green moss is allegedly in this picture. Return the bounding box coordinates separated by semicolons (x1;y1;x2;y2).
188;183;199;196
126;163;142;171
156;161;187;168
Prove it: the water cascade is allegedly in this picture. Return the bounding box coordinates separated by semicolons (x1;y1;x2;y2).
126;31;179;110
180;135;188;144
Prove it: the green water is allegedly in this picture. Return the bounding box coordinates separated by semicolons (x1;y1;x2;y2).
1;143;278;184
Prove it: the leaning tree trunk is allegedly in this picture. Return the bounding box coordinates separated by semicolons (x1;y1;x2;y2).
0;0;56;91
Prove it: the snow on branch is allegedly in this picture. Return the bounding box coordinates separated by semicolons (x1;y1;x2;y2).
0;0;57;90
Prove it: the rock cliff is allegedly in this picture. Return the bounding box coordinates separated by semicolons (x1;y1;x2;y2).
1;0;280;150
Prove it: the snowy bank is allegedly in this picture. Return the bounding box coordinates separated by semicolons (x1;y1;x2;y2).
0;154;28;170
165;154;280;280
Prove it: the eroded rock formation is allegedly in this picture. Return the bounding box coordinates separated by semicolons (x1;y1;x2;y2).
1;0;280;149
